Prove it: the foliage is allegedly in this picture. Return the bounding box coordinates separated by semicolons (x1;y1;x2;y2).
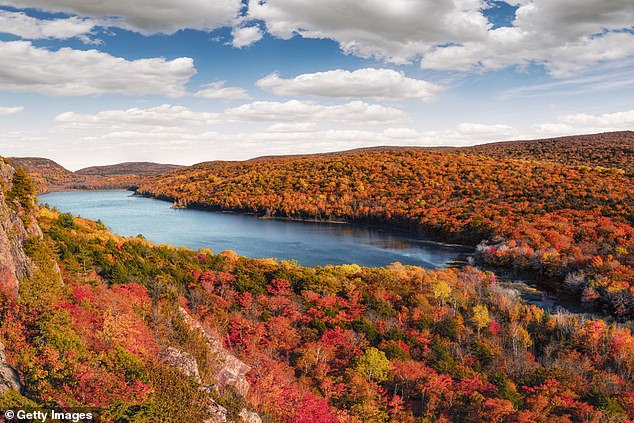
355;347;391;382
0;208;631;421
137;142;634;319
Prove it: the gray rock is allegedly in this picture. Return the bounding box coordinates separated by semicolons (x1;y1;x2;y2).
203;397;228;423
239;409;262;423
0;342;22;393
160;346;201;384
0;160;41;294
178;307;251;397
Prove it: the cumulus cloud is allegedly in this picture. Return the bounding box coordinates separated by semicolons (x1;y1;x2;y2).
531;109;634;136
54;105;221;129
421;0;634;76
231;26;263;48
0;0;242;34
194;81;251;100
0;10;96;39
0;106;25;116
54;100;408;131
422;29;634;77
223;100;407;124
247;0;489;63
10;104;634;168
244;0;634;76
256;68;442;101
559;110;634;129
0;40;195;96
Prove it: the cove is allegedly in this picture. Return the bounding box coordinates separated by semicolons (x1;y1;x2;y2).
40;190;470;269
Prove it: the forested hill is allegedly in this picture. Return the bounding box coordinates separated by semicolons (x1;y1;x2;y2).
1;157;634;421
75;162;183;176
8;158;182;192
138;144;634;320
456;131;634;172
8;157;76;191
247;131;634;172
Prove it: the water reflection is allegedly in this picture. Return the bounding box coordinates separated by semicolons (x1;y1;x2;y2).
40;190;470;269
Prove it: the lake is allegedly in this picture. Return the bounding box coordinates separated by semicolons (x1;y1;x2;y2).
40;190;469;269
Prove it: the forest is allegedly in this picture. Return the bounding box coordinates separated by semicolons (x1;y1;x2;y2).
1;189;633;421
137;134;634;320
2;131;634;422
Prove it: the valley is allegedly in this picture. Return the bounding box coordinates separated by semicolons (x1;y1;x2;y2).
2;131;634;422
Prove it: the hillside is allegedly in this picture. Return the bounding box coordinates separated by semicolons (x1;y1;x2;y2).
76;162;182;176
8;158;181;192
138;144;634;320
249;131;634;172
8;157;77;192
0;160;633;421
457;131;634;172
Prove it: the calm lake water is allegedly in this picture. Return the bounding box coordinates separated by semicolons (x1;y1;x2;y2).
40;190;469;268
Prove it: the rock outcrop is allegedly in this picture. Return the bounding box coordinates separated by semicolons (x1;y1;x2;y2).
0;160;39;294
238;409;262;423
160;346;202;384
178;307;251;398
0;342;22;393
164;309;262;423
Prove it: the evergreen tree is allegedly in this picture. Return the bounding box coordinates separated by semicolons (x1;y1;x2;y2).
8;167;35;212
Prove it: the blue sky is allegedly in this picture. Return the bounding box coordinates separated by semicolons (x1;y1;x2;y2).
0;0;633;169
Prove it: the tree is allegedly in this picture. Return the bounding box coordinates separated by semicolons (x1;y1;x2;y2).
472;304;491;335
8;167;35;212
355;347;391;382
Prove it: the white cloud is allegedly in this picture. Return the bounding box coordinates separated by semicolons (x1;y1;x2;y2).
244;0;634;76
223;100;407;124
559;110;634;129
247;0;489;64
0;0;242;34
231;26;263;48
265;122;318;132
256;68;442;101
455;123;517;137
0;106;25;116
194;81;251;100
422;29;634;77
54;105;221;129
54;100;408;132
0;10;96;39
531;109;634;136
9;104;634;169
0;41;195;96
421;1;634;76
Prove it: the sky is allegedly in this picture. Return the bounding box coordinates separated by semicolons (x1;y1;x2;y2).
0;0;633;170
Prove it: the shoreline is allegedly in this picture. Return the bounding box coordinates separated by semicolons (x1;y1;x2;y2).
43;188;610;320
133;190;482;249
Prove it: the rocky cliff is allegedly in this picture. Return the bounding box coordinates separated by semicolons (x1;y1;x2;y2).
178;307;252;398
160;308;260;423
0;159;40;294
0;159;35;394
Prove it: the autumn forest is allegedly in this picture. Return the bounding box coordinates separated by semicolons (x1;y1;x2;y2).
0;131;633;422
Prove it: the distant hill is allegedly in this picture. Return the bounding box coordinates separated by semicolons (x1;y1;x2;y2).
8;157;77;192
247;131;634;172
8;157;75;183
76;162;183;177
456;131;634;172
7;158;182;192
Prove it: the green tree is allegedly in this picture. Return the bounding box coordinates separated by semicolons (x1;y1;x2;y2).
355;347;391;382
7;167;35;212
